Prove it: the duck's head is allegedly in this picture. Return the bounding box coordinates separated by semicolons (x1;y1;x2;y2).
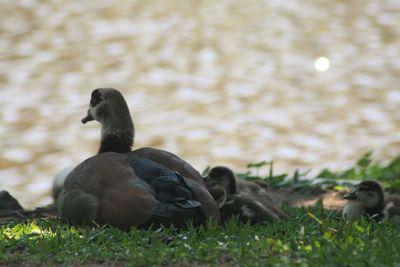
205;166;237;194
343;180;384;209
82;88;132;126
82;88;134;153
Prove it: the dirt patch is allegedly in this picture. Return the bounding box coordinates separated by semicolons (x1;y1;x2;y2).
270;187;347;210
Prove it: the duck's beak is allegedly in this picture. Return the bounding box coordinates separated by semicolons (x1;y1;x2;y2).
343;191;357;200
81;110;94;124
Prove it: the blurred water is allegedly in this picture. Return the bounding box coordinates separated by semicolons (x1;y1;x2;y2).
0;0;399;208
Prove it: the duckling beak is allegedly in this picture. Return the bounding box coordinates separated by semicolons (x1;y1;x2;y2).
343;191;357;200
81;110;94;124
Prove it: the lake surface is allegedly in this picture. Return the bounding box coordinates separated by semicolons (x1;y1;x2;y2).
1;0;399;208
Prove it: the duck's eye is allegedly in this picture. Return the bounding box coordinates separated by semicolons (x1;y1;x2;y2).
367;192;374;197
91;89;102;107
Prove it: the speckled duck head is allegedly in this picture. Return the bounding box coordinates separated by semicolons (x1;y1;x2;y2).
82;88;135;154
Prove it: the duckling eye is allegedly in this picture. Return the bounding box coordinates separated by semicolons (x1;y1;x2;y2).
91;89;102;107
367;192;374;197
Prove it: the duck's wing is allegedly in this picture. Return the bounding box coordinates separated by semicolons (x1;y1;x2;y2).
132;147;205;185
132;148;220;222
126;153;202;208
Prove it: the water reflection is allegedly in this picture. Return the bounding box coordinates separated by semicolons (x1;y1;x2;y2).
315;57;330;72
0;0;399;208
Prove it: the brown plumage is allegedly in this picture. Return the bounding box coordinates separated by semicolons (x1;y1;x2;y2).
57;88;219;229
205;166;288;224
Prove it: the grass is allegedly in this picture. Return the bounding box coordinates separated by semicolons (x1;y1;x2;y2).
1;152;400;266
241;151;400;192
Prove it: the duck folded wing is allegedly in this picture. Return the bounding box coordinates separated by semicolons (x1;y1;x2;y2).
129;151;220;221
132;147;220;222
126;153;201;208
133;147;204;184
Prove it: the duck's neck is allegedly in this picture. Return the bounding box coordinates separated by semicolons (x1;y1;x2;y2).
98;118;135;154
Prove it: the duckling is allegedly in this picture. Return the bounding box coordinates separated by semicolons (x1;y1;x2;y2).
57;88;219;229
205;166;272;202
205;166;288;224
343;180;400;222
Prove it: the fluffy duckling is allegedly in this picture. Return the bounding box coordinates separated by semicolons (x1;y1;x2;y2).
205;166;288;224
343;180;400;222
57;88;219;229
206;166;272;202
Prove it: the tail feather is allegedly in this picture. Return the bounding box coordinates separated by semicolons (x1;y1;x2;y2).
57;189;100;224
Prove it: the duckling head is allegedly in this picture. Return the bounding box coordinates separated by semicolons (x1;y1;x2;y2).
205;166;237;195
343;180;384;209
82;88;134;153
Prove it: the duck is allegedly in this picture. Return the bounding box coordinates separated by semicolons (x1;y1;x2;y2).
57;88;219;229
343;180;400;222
205;166;288;224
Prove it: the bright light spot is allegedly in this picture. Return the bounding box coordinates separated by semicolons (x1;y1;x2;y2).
314;57;330;72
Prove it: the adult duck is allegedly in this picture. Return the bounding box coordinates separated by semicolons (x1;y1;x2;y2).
57;88;219;229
